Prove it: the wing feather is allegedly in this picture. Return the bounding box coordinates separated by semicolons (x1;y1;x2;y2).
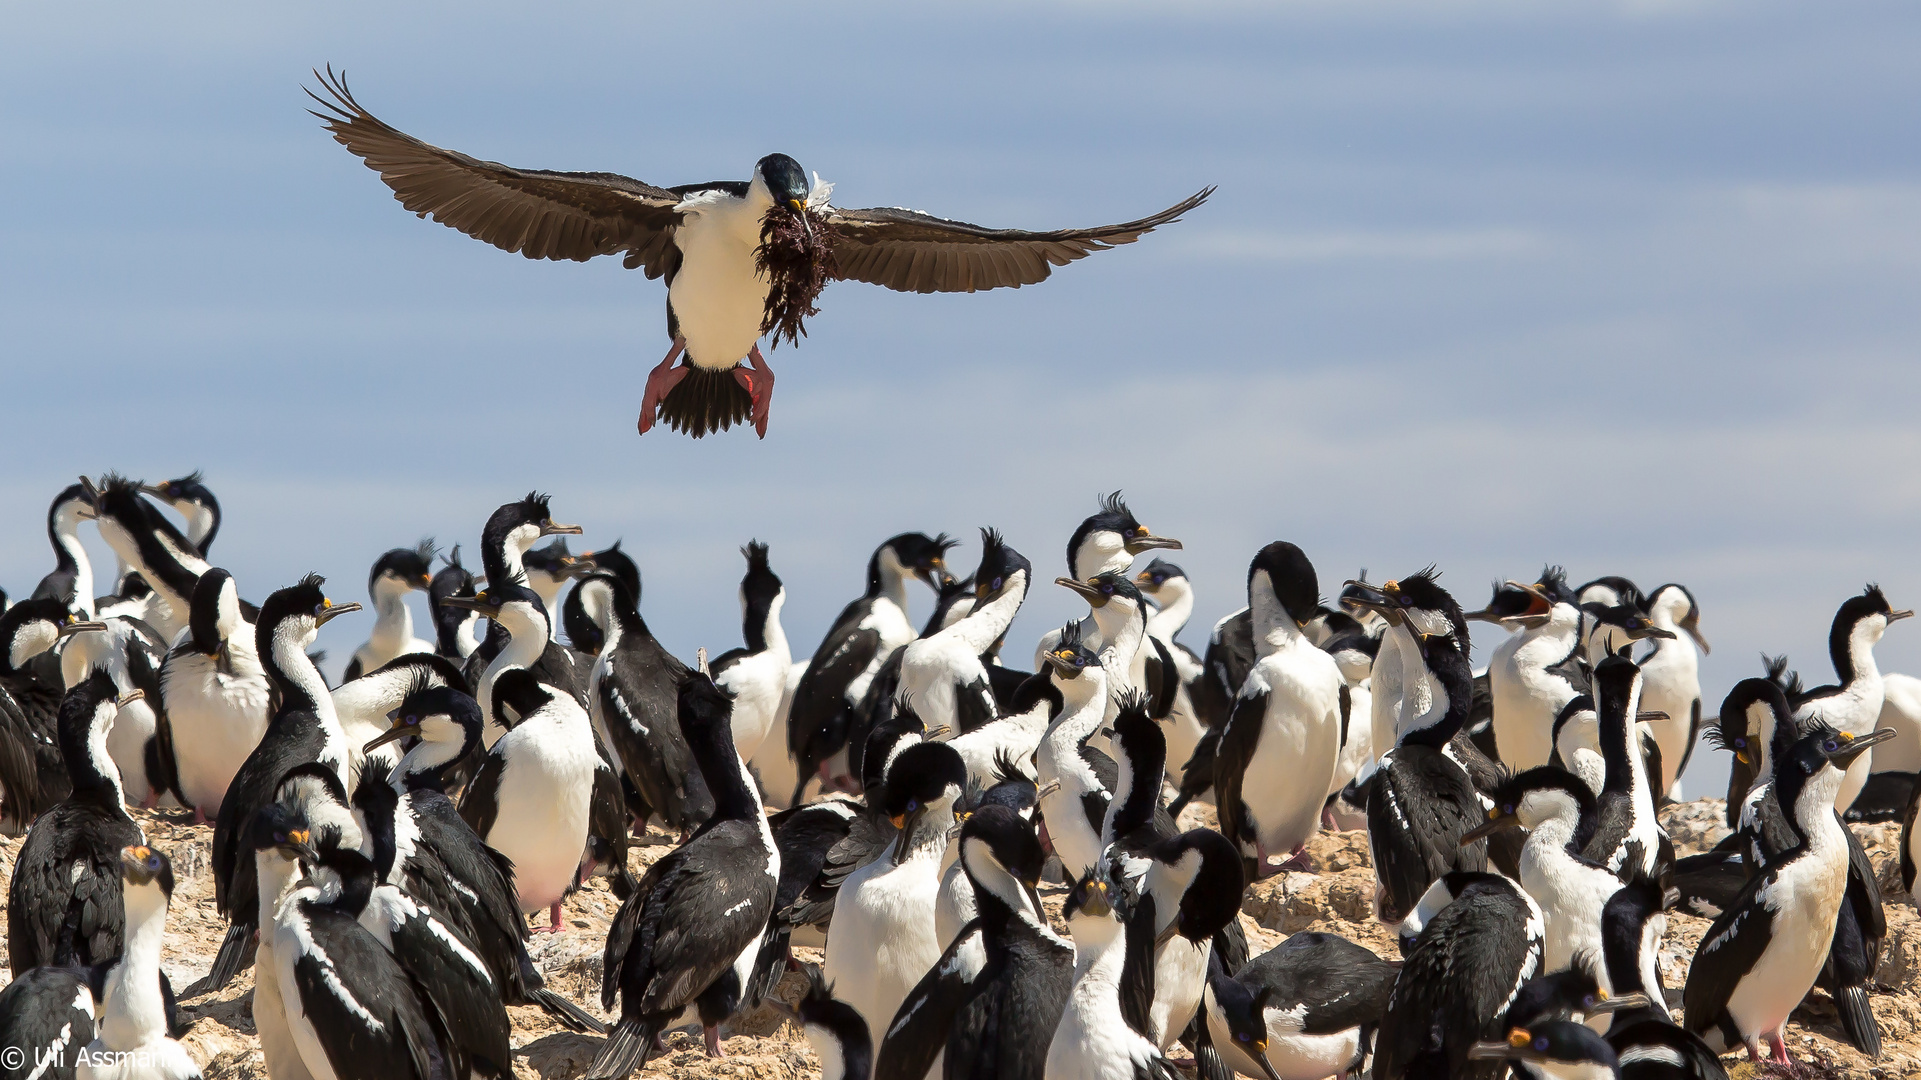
825;188;1212;294
308;67;684;276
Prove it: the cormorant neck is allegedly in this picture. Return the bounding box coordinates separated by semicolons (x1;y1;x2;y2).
1106;732;1164;840
950;571;1028;655
867;546;911;611
689;714;763;824
743;589;786;656
1145;581;1193;643
260;618;331;719
1831;615;1884;689
367;578;416;654
60;703;129;809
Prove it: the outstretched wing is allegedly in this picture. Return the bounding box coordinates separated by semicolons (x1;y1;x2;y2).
308;67;685;276
824;188;1212;294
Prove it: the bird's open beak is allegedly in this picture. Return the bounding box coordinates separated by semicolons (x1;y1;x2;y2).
1460;809;1519;845
1341;580;1400;622
1125;529;1182;555
541;520;584;537
365;721;414;753
1056;576;1104;605
315;601;362;626
137;483;170;499
116;689;145;708
58;619;109;638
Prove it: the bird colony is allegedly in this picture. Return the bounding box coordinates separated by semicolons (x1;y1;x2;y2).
6;475;1921;1080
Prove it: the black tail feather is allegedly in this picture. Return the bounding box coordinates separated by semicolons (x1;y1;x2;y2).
205;921;256;993
1834;984;1882;1060
531;988;607;1035
585;1017;658;1080
657;365;751;438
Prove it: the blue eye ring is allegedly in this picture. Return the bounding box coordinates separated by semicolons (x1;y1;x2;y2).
1236;1032;1251;1042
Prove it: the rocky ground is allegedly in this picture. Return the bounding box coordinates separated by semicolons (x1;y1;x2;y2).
1;799;1916;1079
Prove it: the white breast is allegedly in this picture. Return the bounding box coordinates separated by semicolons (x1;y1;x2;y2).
669;192;773;370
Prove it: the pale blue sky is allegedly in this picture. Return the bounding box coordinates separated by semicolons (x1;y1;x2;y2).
7;1;1921;796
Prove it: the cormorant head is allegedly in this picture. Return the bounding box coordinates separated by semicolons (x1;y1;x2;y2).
1247;541;1320;629
369;540;436;596
1066;492;1181;580
1056;569;1142;612
757;153;812;213
1645;583;1709;653
971;529;1030;605
1134;557;1187;597
1468;1021;1619;1073
1041;620;1102;679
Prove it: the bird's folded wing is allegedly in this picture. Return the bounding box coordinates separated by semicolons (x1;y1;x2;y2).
825;188;1213;294
308;67;684;275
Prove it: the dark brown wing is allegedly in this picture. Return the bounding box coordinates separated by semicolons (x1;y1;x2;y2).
307;67;685;277
823;187;1213;294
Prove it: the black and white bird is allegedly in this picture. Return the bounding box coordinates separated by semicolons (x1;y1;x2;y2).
32;483;98;618
1485;571;1587;772
1102;698;1245;1051
157;568;269;822
138;471;222;556
462;492;583;715
310;839;514;1080
0;598;94;831
80;845;200;1080
1588;880;1729;1078
459;665;601;932
1343;579;1489;923
1213;542;1344;879
1035;623;1118;882
710;541;791;763
1636;584;1709;798
1045;864;1180;1080
1032;494;1184;669
591;666;779;1074
1462;766;1660;1020
1682;723;1892;1065
875;804;1071;1080
57;610;175;811
1135;558;1209;778
7;671;146;971
573;566;707;833
1781;585;1910;814
520;538;578;632
81;475;212;644
0;963;96;1080
787;532;952;803
361;679;608;1033
823;738;968;1050
1200;932;1398;1080
775;968;873;1080
206;575;362;991
1582;655;1672;884
900;530;1032;736
427;545;483;660
309;71;1210;438
262;818;446;1080
446;578;585;747
342;542;437;681
1466;1021;1620;1080
1373;871;1545;1080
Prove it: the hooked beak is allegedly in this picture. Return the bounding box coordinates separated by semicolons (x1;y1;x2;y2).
116;688;145;708
1460;809;1519;845
1636;711;1670;723
1055;576;1105;605
1832;727;1897;767
1589;991;1650;1015
1036;779;1061;800
1681;613;1711;654
365;721;415;753
1078;882;1113;919
890;808;922;866
280;828;319;867
541;520;584;538
1042;649;1083;675
1890;609;1915;624
136;482;172;500
315;601;362;627
437;594;502;619
1124;530;1182;555
787;198;814;244
58;619;109;638
923;725;951;741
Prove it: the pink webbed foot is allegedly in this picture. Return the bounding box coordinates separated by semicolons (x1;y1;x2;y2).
1767;1029;1791;1065
533;903;567;934
734;345;776;439
1276;843;1313;873
704;1024;726;1058
637;337;689;435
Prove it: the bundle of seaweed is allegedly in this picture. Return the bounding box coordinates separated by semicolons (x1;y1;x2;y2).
756;204;839;348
